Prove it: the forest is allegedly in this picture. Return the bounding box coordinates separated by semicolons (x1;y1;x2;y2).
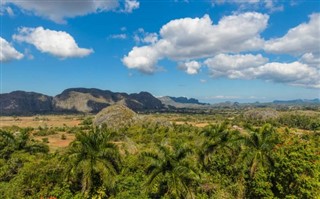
0;108;319;199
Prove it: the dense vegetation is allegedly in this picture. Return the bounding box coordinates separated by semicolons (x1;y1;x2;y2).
0;110;319;198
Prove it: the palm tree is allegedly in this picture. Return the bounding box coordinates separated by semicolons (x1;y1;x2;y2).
0;130;48;159
142;143;199;198
198;123;237;169
0;131;16;159
65;128;121;198
238;124;279;177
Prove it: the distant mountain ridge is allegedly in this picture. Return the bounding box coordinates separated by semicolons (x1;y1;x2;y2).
0;88;319;115
169;96;208;105
0;88;164;115
158;96;209;109
273;99;320;104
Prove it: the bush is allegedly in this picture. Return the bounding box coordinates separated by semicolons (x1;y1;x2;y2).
61;134;66;140
42;138;49;143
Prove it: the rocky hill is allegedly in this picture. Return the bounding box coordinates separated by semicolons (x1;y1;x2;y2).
0;88;164;115
53;88;164;113
93;104;137;127
0;91;53;115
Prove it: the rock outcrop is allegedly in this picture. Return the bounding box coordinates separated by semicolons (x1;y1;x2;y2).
93;104;137;128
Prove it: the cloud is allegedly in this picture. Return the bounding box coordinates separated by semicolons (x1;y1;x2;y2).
3;0;139;23
133;28;158;44
6;6;14;16
142;33;158;44
123;12;319;89
300;53;320;69
23;48;34;60
109;34;127;40
13;27;93;59
200;79;207;83
207;95;241;100
205;53;319;88
122;46;160;74
123;12;269;73
122;0;140;13
159;12;267;59
0;5;14;16
0;37;24;62
265;13;320;55
264;0;283;12
205;53;268;78
178;60;201;75
251;61;320;88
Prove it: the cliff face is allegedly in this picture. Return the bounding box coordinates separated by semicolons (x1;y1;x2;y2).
0;88;165;115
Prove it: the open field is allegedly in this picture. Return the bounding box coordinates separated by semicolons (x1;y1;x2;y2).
0;115;84;151
0;115;83;128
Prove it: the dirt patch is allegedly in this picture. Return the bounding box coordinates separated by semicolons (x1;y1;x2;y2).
33;132;75;152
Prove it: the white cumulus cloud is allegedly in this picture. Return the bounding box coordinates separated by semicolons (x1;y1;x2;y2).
265;13;320;56
252;61;320;88
122;11;319;89
205;53;268;78
0;37;24;62
122;46;160;74
13;27;93;59
178;60;201;75
205;53;319;88
159;12;268;60
123;12;269;73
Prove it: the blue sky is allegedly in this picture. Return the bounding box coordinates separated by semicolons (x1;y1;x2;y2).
1;0;319;103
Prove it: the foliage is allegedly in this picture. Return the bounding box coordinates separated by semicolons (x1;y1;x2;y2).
142;142;199;198
0;110;319;198
64;128;121;198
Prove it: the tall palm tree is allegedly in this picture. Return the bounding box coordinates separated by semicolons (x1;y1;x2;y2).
65;128;121;197
142;143;199;199
238;124;279;177
198;123;237;169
